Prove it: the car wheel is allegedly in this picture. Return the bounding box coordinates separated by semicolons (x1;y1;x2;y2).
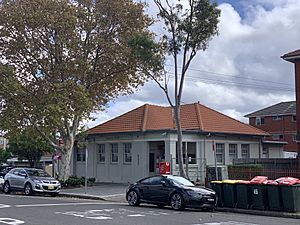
24;183;33;196
3;181;11;194
170;193;185;210
127;190;140;206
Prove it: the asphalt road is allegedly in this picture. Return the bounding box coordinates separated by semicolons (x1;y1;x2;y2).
0;193;299;225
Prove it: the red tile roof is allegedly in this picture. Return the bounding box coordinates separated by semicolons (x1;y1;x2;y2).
88;103;268;136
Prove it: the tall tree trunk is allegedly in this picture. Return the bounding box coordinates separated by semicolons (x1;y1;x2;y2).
60;135;75;181
174;105;187;178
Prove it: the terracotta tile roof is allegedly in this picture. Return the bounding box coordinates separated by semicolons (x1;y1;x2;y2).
88;103;268;136
281;49;300;62
245;101;296;118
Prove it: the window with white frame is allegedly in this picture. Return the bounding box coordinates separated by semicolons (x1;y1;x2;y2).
255;117;265;126
216;143;225;164
241;144;250;159
272;134;283;140
110;143;118;163
262;147;269;158
123;143;132;164
76;148;86;162
229;144;238;163
293;134;298;142
175;142;196;164
98;144;105;163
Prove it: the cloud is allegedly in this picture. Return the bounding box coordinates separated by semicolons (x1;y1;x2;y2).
86;0;300;128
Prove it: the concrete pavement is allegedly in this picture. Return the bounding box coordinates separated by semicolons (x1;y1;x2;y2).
60;183;300;219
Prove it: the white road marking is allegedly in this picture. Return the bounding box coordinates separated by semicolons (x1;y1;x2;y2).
127;214;145;217
0;218;24;225
195;222;260;225
15;202;126;208
0;204;11;209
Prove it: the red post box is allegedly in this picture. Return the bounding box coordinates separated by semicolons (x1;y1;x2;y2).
159;162;170;174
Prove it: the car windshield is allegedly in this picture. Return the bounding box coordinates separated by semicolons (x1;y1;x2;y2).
167;176;194;186
25;169;51;177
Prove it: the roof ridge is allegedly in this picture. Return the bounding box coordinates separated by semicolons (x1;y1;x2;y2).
199;103;268;135
87;104;146;132
141;104;149;132
245;101;295;117
194;103;203;130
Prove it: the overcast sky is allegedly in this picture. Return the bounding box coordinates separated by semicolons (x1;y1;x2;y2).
86;0;300;128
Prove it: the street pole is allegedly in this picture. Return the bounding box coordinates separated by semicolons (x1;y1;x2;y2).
85;142;88;194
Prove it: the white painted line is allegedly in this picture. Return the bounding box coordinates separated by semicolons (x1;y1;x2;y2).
15;202;126;208
0;218;24;225
127;214;145;217
0;204;11;209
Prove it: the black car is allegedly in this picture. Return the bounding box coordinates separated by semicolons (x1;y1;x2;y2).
126;175;216;211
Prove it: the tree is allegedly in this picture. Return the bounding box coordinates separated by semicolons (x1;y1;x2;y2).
6;129;51;167
0;0;162;180
152;0;220;178
0;148;11;165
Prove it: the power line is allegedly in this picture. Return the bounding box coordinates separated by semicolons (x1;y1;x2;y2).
165;64;293;87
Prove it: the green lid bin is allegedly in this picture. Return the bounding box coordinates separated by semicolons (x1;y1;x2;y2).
211;181;223;207
280;184;300;212
222;180;240;208
236;181;251;209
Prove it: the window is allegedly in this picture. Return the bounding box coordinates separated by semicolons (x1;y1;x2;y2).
76;148;86;162
176;142;196;164
110;143;118;163
272;115;283;121
262;147;269;158
149;176;163;185
255;117;265;126
293;134;298;142
98;144;105;163
229;144;238;163
241;144;250;159
123;143;132;164
272;134;284;140
292;115;297;122
216;143;225;164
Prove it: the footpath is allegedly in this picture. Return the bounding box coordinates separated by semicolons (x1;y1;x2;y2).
60;183;300;219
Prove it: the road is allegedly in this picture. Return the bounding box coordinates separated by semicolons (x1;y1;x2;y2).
0;194;298;225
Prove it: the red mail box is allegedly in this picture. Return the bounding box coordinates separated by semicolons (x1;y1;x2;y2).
159;162;170;174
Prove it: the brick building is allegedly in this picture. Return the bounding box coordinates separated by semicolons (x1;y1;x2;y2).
245;101;297;158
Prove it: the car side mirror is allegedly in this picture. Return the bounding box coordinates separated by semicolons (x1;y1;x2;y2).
161;180;166;187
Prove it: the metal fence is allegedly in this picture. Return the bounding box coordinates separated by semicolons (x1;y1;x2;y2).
228;167;300;180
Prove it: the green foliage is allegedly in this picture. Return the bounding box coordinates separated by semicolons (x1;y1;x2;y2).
6;129;52;167
63;176;96;187
0;0;163;179
0;148;12;164
228;164;264;169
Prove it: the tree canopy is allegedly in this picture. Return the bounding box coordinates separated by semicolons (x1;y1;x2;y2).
0;0;162;179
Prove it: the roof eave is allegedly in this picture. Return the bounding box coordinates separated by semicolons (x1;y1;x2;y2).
281;55;300;63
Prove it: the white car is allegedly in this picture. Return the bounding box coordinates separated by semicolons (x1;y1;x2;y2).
0;176;4;187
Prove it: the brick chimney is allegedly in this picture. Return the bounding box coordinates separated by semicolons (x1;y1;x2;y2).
281;49;300;171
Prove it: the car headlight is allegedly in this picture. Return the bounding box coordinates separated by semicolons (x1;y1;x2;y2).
186;190;201;197
33;179;42;184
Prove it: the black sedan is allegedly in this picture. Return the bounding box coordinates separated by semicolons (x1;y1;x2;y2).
126;175;216;211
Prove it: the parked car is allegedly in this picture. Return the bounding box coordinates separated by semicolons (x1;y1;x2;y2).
0;166;13;189
126;175;216;211
3;168;61;196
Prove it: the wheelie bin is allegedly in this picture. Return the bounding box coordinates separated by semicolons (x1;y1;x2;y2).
277;177;300;212
236;180;251;209
211;181;223;207
265;180;282;211
222;180;240;208
249;176;268;210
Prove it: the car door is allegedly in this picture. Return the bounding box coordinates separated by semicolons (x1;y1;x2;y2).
138;177;152;201
8;169;21;188
15;169;27;189
148;176;170;204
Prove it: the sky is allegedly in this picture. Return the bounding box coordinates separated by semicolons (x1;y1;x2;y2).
85;0;300;128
